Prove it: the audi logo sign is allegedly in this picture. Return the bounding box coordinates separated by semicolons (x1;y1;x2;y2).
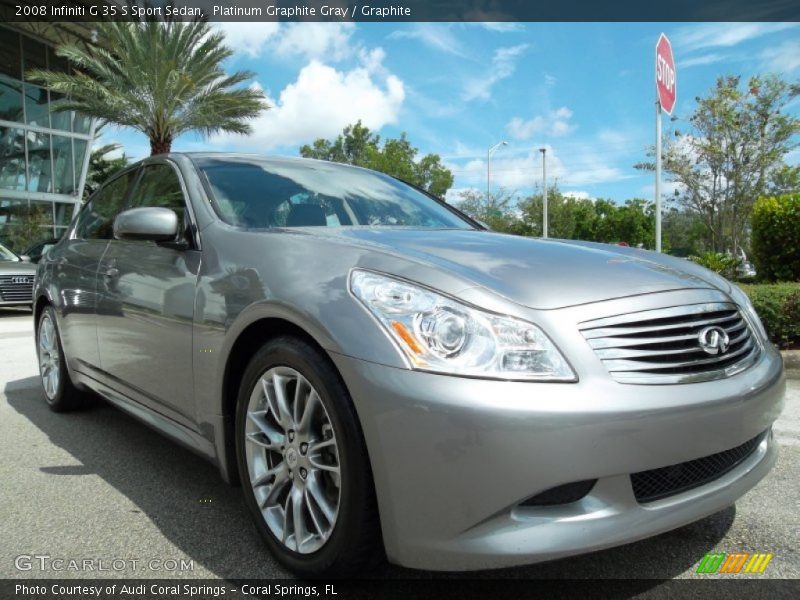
11;277;33;285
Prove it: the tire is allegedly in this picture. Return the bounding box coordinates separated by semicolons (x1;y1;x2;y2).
235;336;383;577
36;305;87;412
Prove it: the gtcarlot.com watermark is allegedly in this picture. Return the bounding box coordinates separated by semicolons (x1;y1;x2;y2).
14;554;194;573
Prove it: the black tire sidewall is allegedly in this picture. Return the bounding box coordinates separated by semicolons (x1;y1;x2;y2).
235;337;379;577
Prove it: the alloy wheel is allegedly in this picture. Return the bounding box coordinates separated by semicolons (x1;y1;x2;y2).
244;366;342;554
38;314;60;400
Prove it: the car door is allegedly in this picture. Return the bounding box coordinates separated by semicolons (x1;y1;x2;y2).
95;161;200;425
53;169;137;373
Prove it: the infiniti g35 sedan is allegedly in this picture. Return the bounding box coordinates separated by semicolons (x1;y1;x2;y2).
34;154;785;576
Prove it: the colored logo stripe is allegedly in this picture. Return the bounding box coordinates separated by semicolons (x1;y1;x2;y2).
696;552;774;574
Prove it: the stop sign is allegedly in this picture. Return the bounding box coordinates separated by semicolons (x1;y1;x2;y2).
655;33;676;115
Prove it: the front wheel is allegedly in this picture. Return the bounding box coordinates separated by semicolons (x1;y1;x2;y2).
235;336;382;577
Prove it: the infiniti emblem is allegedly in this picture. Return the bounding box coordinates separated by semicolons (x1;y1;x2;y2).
697;326;730;355
11;276;33;285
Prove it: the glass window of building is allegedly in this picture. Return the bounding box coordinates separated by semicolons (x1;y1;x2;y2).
24;84;50;128
27;131;52;193
0;76;24;123
52;135;74;195
0;31;21;80
0;126;27;192
0;26;95;248
22;36;47;80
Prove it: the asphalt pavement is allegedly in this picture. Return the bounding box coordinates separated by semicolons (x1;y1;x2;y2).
1;307;798;582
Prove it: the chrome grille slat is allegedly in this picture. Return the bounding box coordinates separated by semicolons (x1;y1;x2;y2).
0;275;34;302
587;319;746;349
579;302;761;385
582;313;740;339
595;328;751;359
605;338;754;372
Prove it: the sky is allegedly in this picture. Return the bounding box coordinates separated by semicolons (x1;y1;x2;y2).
102;22;800;204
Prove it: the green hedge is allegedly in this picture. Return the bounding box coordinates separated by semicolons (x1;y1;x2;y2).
740;283;800;349
751;194;800;282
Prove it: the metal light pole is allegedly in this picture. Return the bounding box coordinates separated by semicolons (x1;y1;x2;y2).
539;147;548;238
655;100;662;252
487;141;507;201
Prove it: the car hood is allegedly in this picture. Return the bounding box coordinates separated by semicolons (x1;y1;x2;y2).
0;261;37;276
305;228;730;310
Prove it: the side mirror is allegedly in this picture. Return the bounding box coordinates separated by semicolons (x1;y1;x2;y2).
113;207;179;242
18;254;31;263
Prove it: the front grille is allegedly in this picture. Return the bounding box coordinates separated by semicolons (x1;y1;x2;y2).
631;431;767;503
579;302;760;384
0;275;34;302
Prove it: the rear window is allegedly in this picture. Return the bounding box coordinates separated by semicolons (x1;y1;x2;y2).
195;158;472;230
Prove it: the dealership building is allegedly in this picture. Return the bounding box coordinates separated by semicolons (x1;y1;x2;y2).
0;14;96;250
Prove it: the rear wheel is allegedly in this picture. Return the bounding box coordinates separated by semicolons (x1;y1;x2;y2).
37;306;87;411
235;336;382;577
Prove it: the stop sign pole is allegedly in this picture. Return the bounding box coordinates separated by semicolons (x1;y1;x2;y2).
655;33;676;253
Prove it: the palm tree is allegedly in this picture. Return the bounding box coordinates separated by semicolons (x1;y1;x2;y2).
28;20;267;155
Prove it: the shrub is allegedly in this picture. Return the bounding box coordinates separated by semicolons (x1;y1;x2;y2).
740;283;800;349
751;194;800;282
689;251;740;280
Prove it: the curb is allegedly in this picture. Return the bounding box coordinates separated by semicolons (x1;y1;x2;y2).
782;350;800;379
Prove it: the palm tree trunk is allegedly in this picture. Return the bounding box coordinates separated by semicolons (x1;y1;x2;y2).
150;137;172;155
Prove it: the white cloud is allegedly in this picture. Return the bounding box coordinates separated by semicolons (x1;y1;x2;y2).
389;24;466;56
214;22;281;58
452;145;631;190
760;39;800;73
478;23;525;33
506;107;576;140
681;53;727;68
210;53;404;151
674;23;798;52
462;44;529;102
275;23;356;61
214;22;356;61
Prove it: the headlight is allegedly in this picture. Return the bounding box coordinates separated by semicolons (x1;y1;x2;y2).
349;269;575;381
729;284;769;342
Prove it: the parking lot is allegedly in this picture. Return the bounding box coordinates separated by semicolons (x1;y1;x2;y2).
1;307;798;581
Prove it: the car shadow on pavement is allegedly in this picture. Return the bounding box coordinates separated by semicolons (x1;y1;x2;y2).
6;375;734;585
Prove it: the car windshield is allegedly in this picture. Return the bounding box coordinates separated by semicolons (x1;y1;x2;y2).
0;242;19;261
195;157;474;230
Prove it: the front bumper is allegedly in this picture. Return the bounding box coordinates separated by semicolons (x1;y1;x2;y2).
332;345;785;571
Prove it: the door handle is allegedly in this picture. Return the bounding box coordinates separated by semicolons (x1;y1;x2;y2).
104;267;119;279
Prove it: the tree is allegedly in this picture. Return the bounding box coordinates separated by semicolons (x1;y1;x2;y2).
300;121;454;197
28;20;267;155
637;75;800;255
453;188;524;233
83;143;129;199
662;208;708;256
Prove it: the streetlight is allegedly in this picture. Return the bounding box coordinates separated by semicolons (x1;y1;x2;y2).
487;141;508;200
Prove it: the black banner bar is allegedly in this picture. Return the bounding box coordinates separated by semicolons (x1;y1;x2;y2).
2;579;799;600
3;0;800;23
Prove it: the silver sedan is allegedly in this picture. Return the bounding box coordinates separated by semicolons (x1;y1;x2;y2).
33;154;784;576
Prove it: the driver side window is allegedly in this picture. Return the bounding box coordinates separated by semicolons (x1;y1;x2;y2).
127;164;188;238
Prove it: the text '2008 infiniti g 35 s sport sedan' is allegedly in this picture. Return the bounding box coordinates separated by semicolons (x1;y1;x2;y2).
33;154;785;576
